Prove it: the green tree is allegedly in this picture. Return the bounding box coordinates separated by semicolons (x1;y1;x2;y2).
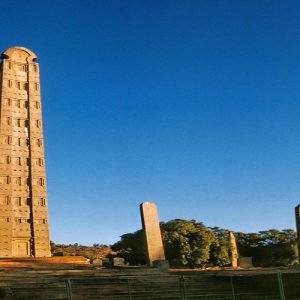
259;229;298;266
111;230;146;265
236;229;298;266
161;219;216;267
111;219;298;268
209;227;231;266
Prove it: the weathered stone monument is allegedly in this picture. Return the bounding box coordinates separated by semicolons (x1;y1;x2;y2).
295;204;300;262
0;47;51;257
140;202;166;267
229;232;238;267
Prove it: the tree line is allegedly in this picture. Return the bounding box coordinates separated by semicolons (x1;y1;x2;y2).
111;219;298;268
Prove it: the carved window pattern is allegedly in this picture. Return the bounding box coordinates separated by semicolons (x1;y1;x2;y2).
5;98;11;106
40;198;46;206
14;99;21;108
38;219;47;224
37;158;43;166
6;156;11;164
19;64;27;72
3;136;12;145
17;157;22;166
0;217;10;222
36;139;42;147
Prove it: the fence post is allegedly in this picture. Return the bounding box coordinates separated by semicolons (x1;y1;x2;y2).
179;276;187;300
127;277;133;300
277;272;286;300
230;275;236;300
65;279;73;300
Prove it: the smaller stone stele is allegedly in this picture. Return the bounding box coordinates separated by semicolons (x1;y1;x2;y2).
229;232;239;267
295;204;300;263
140;202;166;267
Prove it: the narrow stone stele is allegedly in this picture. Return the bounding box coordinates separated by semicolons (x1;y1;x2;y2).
140;202;166;267
229;232;239;268
295;204;300;263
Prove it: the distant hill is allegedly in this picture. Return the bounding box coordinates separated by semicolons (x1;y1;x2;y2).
51;242;112;262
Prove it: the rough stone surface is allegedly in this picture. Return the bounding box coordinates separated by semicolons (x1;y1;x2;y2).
229;232;238;267
238;257;253;268
140;202;165;266
113;257;125;267
0;47;51;257
295;204;300;263
92;258;103;266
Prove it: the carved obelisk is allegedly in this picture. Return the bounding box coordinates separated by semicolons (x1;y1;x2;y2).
295;204;300;263
140;202;165;266
0;47;51;257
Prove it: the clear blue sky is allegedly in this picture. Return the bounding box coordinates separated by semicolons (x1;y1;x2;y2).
1;0;300;245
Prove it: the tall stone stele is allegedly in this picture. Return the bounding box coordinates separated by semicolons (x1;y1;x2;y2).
0;47;51;257
140;202;166;266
